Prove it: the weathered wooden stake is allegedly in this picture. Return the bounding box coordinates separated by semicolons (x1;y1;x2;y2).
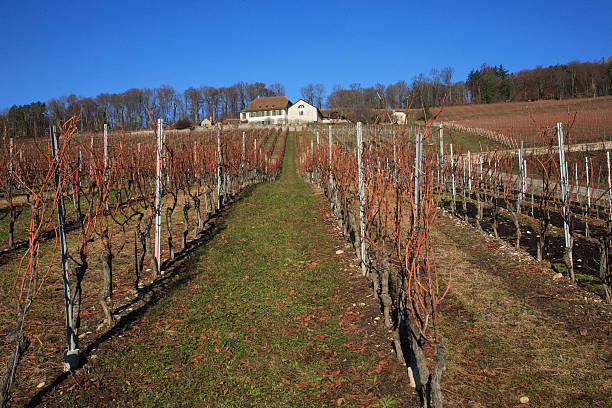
103;124;108;185
154;119;163;276
217;124;222;209
329;125;333;188
414;132;423;227
557;123;573;279
357;122;367;276
450;144;456;213
467;151;472;191
89;134;94;178
586;157;591;237
607;151;612;223
241;131;245;171
517;141;523;213
51;126;79;369
439;124;444;188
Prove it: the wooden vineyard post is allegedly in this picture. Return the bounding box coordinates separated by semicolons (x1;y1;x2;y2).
467;151;472;192
523;159;527;202
241;131;245;185
154;119;163;277
78;147;82;188
517;141;523;213
89;134;93;179
393;130;398;182
50;126;79;370
329;125;333;188
217;124;222;209
557;122;573;281
439;124;444;190
586;157;591;237
357;122;367;276
414;132;423;228
137;143;141;179
575;163;579;205
450;144;456;214
8;137;12;179
103;124;109;211
606;152;612;223
103;124;108;184
604;153;612;302
8;137;14;248
316;131;319;146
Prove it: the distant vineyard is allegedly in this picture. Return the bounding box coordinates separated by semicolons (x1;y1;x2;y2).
438;96;612;147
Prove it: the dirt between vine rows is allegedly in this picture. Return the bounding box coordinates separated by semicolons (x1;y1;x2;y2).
448;194;610;298
432;210;612;407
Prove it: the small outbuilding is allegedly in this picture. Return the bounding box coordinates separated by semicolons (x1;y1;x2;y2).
391;111;407;124
200;117;214;128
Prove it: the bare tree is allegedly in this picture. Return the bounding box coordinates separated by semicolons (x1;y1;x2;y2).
155;84;176;123
300;84;315;105
441;67;454;103
268;83;286;96
185;87;202;124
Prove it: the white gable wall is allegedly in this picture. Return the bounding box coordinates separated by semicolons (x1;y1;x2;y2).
287;100;321;123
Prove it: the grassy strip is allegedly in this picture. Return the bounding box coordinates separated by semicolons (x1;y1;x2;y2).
431;216;612;407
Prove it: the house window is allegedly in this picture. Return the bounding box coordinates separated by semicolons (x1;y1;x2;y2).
299;111;303;116
298;104;304;108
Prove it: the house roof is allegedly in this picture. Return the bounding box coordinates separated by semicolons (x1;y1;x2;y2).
290;99;323;115
290;99;313;108
245;96;292;112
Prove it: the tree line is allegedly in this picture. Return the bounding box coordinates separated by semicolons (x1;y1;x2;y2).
467;58;612;103
1;58;610;138
0;82;285;138
325;67;468;111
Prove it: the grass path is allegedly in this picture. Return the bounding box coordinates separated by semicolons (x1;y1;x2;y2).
432;214;612;407
36;133;414;407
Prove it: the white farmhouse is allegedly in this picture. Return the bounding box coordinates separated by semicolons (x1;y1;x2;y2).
391;111;407;124
287;99;322;123
240;96;292;124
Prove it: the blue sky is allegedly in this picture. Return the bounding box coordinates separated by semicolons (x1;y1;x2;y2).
1;0;610;110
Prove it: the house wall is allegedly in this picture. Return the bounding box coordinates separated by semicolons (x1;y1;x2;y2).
287;100;321;123
246;109;287;124
391;111;407;124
